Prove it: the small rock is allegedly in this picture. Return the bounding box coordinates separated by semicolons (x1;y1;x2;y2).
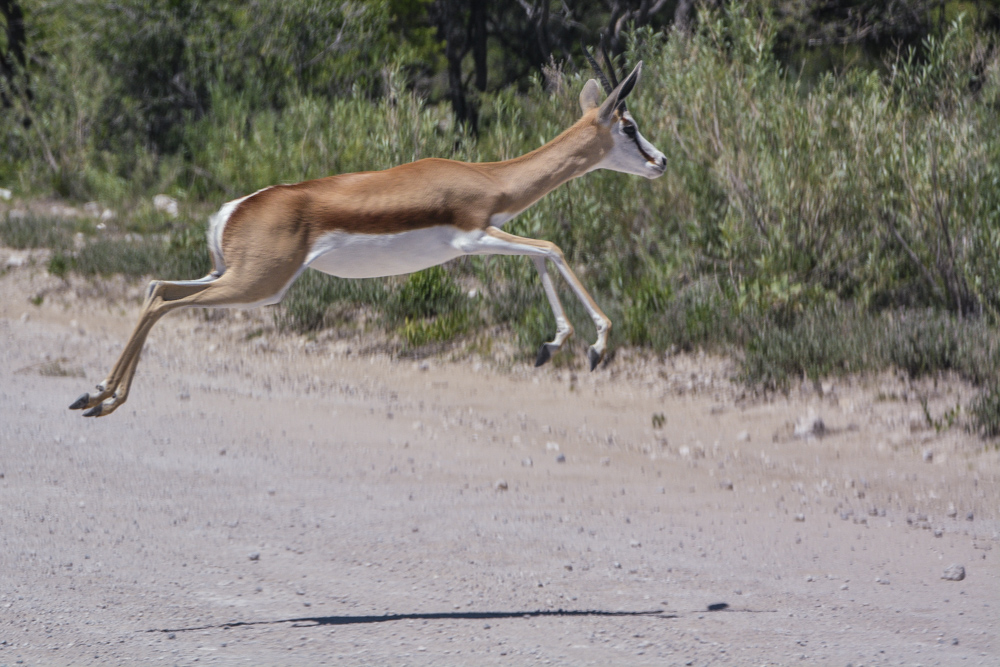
152;194;179;218
613;561;622;569
6;254;26;268
736;430;750;442
719;480;733;490
629;540;641;548
0;187;12;200
922;449;934;463
794;513;805;522
794;415;825;439
248;552;260;561
966;512;974;521
178;390;190;401
934;528;943;537
494;479;508;491
555;453;566;463
521;457;533;467
545;441;560;451
564;564;573;571
941;564;965;581
947;504;957;518
167;633;176;640
875;577;889;585
600;457;611;466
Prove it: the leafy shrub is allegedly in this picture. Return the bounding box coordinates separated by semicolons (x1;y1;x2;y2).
65;234;210;280
276;269;388;333
385;266;464;322
970;384;1000;439
0;214;73;250
5;2;1000;424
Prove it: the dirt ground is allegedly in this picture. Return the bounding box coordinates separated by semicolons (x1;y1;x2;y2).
1;247;997;667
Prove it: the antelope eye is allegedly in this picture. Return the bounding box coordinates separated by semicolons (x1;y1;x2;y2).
622;123;637;138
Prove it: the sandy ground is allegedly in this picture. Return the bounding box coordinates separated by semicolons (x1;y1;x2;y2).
0;247;997;667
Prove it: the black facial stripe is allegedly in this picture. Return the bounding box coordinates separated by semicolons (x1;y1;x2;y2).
633;135;657;164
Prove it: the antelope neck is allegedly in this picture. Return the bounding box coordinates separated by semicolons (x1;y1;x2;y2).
484;116;609;217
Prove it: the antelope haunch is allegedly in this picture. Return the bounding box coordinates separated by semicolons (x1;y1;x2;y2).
70;58;665;417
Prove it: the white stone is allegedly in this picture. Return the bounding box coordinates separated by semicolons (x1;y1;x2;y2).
793;415;826;439
153;194;179;218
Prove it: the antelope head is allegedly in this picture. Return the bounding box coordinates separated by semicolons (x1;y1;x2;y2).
580;47;666;179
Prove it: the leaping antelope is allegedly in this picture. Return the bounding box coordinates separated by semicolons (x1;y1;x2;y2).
70;55;665;417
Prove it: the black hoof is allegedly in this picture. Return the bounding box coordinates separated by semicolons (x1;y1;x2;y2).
587;347;602;372
535;343;554;367
82;404;103;418
69;393;90;410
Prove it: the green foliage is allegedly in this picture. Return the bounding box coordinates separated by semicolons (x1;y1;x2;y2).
970;384;1000;439
386;266;463;321
4;2;1000;431
47;252;68;278
740;304;1000;392
276;269;388;333
398;309;473;349
386;266;476;348
0;213;73;250
276;265;474;349
61;233;210;280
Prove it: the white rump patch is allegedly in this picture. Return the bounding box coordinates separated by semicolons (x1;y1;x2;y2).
206;187;272;275
307;227;486;279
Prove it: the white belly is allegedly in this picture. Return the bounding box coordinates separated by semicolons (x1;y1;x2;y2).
307;227;484;279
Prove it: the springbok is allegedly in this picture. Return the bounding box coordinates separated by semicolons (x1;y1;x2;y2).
70;55;665;417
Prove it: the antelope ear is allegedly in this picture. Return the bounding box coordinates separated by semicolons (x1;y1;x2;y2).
579;79;602;113
596;61;643;125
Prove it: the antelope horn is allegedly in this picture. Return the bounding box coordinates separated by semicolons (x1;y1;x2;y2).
583;43;614;95
600;36;627;112
600;35;620;89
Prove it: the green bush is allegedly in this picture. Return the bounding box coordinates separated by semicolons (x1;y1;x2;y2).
0;214;74;250
5;3;1000;435
64;234;210;280
276;269;388;333
970;384;1000;439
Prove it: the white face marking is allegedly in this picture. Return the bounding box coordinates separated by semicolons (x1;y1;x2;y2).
595;111;666;180
307;227;487;279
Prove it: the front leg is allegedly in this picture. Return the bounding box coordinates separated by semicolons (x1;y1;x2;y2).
463;226;612;371
530;256;574;366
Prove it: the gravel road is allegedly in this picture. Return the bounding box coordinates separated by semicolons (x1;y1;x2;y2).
1;251;997;666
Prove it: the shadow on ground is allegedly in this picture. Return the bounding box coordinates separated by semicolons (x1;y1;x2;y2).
151;608;679;634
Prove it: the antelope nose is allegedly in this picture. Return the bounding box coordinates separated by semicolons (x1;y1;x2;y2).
657;155;667;170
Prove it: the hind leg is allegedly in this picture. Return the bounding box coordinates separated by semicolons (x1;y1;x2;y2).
72;257;304;416
70;277;219;416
